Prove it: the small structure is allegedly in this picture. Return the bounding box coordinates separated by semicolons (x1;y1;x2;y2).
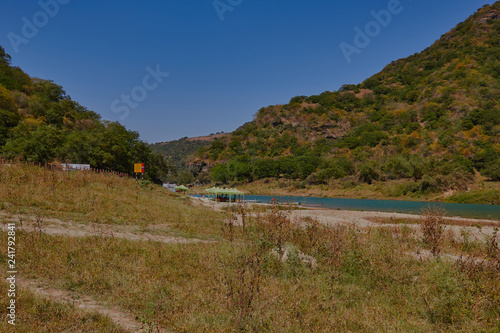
163;183;177;193
205;187;244;202
175;185;190;194
62;164;90;171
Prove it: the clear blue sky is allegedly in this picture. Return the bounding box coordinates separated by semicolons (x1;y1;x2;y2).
0;0;492;143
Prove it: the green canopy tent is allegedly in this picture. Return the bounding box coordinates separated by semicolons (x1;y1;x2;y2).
204;186;219;201
204;187;244;202
175;185;190;194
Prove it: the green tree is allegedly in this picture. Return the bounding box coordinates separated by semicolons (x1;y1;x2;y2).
211;163;230;183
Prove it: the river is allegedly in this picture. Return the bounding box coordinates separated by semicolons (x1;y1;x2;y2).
239;195;500;220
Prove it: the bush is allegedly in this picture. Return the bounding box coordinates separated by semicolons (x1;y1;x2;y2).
289;96;307;104
251;159;278;179
358;162;380;184
381;156;412;180
481;158;500;181
420;206;445;256
418;175;440;193
227;159;252;181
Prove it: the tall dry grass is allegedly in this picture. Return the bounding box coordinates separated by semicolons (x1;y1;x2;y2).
0;281;127;333
420;206;445;256
1;163;499;331
0;162;224;238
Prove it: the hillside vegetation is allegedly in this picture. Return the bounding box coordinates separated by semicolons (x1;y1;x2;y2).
151;137;213;184
190;3;500;200
0;47;170;183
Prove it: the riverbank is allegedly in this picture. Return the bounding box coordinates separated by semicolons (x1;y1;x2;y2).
193;197;499;234
193;196;500;247
191;178;500;205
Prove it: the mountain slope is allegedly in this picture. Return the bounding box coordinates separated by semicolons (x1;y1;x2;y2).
192;2;500;195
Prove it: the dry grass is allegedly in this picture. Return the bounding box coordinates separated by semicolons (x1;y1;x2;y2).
420;206;445;256
1;162;500;332
0;282;127;333
365;216;500;228
0;162;225;238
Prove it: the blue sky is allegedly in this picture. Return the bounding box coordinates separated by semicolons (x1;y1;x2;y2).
0;0;492;143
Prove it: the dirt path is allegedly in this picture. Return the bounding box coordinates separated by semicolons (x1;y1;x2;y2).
0;211;215;244
18;278;169;333
0;213;185;332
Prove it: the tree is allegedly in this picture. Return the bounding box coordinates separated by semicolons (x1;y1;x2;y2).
3;122;63;163
211;163;230;183
358;162;380;184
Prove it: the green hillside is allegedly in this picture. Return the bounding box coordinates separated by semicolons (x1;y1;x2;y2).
150;137;212;183
151;138;210;167
0;47;170;183
193;3;500;199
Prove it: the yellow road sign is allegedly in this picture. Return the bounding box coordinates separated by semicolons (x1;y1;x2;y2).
134;163;144;173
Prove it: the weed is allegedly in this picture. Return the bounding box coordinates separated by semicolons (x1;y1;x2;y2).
237;202;247;233
420;206;445;256
486;228;499;260
220;247;262;330
222;214;237;242
33;209;44;234
255;205;294;257
461;227;472;253
324;225;346;287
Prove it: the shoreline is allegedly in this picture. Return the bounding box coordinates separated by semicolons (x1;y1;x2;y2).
191;193;500;221
192;197;499;242
192;197;500;225
190;179;500;206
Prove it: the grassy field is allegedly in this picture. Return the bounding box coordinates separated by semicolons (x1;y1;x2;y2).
0;163;499;332
0;282;127;333
0;162;223;238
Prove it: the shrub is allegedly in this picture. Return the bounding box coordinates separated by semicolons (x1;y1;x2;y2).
420;206;445;256
418;175;440;194
358;162;380;184
381;156;413;180
482;158;500;181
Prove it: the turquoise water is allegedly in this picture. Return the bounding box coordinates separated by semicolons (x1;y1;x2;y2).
240;195;500;220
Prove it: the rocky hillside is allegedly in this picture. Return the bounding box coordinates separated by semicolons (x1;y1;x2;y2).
188;2;499;196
